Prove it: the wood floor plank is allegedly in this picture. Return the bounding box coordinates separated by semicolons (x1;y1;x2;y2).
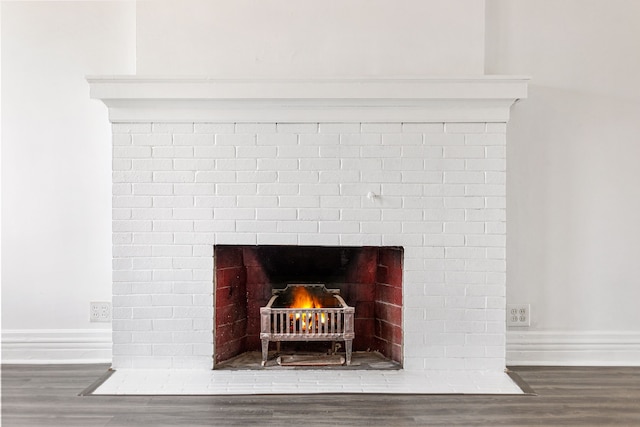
2;364;640;426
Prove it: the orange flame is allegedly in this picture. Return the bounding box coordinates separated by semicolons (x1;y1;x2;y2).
290;286;322;309
288;286;325;331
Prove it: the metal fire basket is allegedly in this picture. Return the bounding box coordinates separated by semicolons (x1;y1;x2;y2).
259;284;354;366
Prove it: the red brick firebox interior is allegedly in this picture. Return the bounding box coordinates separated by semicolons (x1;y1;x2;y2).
214;245;403;367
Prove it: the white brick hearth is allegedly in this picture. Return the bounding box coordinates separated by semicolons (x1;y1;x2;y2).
89;77;527;393
93;368;523;395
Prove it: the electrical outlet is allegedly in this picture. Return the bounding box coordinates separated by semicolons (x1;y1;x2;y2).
90;301;112;322
507;304;530;327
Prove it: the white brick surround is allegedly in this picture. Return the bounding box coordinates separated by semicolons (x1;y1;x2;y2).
90;77;527;372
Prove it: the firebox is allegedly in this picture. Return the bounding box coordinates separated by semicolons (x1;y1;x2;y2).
214;245;403;368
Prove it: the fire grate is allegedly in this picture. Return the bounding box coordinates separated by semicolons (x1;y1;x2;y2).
260;284;354;366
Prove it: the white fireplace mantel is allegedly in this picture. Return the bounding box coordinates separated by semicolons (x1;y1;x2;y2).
88;76;528;123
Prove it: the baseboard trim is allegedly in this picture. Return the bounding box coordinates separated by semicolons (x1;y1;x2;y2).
507;330;640;366
3;329;638;366
2;329;112;364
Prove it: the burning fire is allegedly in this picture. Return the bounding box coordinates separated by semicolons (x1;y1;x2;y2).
291;285;322;309
289;286;326;330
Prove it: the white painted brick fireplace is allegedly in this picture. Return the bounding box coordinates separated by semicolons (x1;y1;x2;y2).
89;77;527;375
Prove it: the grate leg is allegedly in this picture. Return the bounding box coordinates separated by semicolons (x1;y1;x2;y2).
261;339;269;367
345;339;353;366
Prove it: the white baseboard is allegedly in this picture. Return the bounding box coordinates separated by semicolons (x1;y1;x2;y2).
507;330;640;366
3;329;638;366
2;329;112;364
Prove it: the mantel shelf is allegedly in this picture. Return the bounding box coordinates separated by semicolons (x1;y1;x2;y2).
87;76;529;123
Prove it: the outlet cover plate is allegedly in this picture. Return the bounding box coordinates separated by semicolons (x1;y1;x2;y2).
90;301;112;322
507;304;530;327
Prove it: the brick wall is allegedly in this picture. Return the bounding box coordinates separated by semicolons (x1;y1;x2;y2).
213;246;247;365
375;247;404;362
111;121;507;371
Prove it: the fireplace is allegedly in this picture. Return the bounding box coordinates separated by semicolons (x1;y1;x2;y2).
213;245;403;368
89;77;527;375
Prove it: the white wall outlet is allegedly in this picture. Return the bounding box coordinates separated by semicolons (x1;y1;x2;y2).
90;301;112;322
507;304;530;327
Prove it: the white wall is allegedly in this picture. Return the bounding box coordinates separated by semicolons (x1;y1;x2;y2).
136;0;486;77
1;1;135;340
486;0;640;364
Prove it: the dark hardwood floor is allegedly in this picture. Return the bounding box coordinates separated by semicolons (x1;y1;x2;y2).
2;364;640;426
